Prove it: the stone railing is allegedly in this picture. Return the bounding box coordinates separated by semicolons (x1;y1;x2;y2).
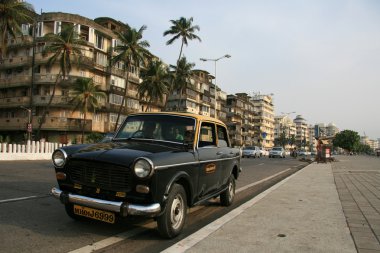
0;140;68;161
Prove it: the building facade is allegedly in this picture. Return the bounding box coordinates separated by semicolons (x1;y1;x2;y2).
293;115;309;150
251;94;275;149
0;12;162;143
274;114;296;149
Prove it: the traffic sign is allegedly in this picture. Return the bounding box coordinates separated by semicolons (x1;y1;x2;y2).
27;123;32;133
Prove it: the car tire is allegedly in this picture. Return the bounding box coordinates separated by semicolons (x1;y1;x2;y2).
220;175;236;206
157;184;187;238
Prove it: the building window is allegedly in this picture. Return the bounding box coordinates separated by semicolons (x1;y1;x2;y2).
111;75;126;88
109;94;124;105
96;52;107;66
127;99;139;110
110;113;126;124
54;21;62;34
94;113;101;122
95;34;104;50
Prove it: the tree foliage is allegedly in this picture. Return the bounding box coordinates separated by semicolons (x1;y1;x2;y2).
0;0;35;57
333;130;360;152
70;77;106;143
138;60;170;111
111;24;150;131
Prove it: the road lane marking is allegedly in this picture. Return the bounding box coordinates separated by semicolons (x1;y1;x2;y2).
69;222;157;253
236;168;291;193
162;167;304;253
257;163;264;166
69;168;294;253
0;196;39;203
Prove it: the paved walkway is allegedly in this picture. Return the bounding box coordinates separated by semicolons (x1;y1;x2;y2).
333;156;380;253
164;157;366;253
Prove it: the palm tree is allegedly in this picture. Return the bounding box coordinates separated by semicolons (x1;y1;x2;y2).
0;0;35;58
138;60;170;112
163;17;201;109
36;23;87;139
111;24;150;131
170;57;195;111
70;77;106;143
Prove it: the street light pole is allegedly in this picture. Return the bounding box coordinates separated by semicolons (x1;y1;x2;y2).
200;54;231;119
20;106;32;142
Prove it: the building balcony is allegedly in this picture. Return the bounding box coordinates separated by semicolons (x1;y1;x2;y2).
0;96;30;108
0;117;92;132
0;117;29;131
0;75;32;88
39;117;92;132
6;36;33;49
33;95;72;107
0;56;33;69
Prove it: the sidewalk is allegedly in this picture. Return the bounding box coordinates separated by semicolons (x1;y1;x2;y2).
164;160;357;253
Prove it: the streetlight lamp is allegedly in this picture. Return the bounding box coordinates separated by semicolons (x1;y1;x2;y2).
200;54;231;119
20;106;32;142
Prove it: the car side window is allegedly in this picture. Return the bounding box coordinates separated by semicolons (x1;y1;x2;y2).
217;125;229;147
198;122;216;148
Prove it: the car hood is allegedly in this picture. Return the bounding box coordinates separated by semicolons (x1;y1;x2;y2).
68;141;181;167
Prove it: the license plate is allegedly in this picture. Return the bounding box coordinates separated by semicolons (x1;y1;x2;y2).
73;205;115;224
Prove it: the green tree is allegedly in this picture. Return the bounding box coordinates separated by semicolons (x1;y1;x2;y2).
163;17;201;108
86;132;104;143
333;130;360;152
0;0;35;58
275;132;287;148
69;77;106;144
169;57;195;110
289;134;296;148
36;23;87;139
138;60;170;112
111;24;150;131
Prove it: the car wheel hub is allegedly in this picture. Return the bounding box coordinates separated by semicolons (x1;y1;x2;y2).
229;181;234;200
171;195;184;229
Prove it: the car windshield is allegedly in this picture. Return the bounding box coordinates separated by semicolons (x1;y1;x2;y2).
114;114;196;144
272;147;282;151
243;147;253;150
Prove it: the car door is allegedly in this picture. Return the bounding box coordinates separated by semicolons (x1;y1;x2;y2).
197;121;221;198
216;124;235;187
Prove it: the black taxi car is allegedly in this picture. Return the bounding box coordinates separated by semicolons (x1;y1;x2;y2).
51;112;241;238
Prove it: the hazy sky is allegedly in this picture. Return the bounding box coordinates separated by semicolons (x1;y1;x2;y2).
28;0;380;139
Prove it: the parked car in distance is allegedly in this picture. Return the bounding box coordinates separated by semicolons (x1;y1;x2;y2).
51;112;241;238
242;146;260;158
297;150;310;156
269;147;286;158
259;147;269;157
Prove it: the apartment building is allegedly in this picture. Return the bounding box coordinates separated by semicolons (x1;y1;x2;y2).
225;93;255;147
274;114;296;149
165;69;228;121
293;115;310;150
251;94;275;149
0;12;161;143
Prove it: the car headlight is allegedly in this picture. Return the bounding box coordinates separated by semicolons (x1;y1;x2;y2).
133;158;154;179
52;149;67;168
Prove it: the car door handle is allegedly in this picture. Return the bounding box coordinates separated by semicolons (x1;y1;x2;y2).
216;151;224;155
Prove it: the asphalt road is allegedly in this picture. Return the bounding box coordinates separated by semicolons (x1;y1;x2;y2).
0;157;307;253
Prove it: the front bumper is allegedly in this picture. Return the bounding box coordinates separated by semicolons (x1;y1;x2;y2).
51;187;161;217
